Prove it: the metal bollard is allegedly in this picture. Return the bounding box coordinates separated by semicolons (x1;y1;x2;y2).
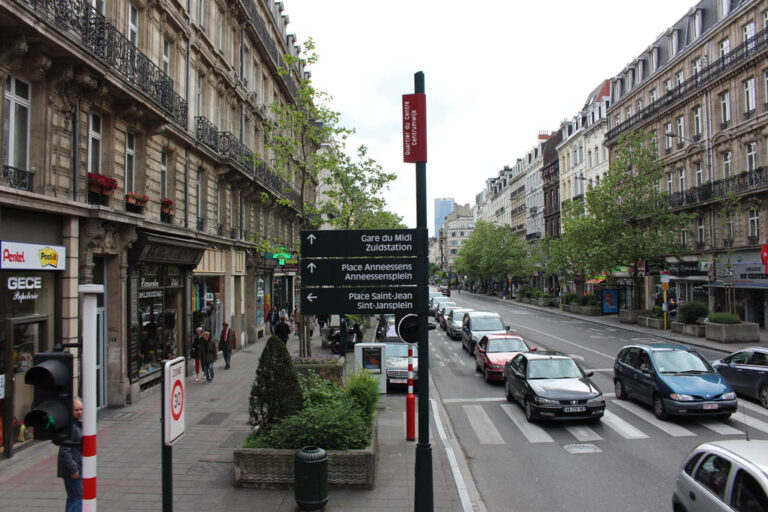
294;446;328;511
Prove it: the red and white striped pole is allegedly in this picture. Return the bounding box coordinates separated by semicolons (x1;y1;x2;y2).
406;343;416;441
79;284;103;512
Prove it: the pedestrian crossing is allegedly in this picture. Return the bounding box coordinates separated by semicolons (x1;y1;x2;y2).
447;396;768;447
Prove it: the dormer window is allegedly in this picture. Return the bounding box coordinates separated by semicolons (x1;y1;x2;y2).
649;47;659;72
720;0;730;19
637;61;644;82
691;9;702;39
627;69;634;90
668;30;679;58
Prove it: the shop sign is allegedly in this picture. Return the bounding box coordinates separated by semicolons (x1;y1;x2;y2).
668;261;707;276
0;241;66;270
6;275;42;303
139;290;164;299
733;263;768;283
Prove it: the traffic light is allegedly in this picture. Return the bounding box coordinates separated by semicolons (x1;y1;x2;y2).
24;351;74;442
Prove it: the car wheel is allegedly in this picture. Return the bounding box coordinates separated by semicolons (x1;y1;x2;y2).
524;399;535;423
469;343;475;356
760;386;768;409
614;379;627;400
505;384;514;402
653;394;668;420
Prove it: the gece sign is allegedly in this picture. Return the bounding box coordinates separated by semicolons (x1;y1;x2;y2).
402;93;427;163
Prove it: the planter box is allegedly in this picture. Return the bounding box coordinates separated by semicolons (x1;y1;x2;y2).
684;324;706;337
579;306;602;316
705;322;760;343
638;316;665;329
619;310;641;324
671;321;684;334
233;416;377;489
293;356;345;386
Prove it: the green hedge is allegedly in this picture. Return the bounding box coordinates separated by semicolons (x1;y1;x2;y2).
641;306;664;318
563;293;579;304
708;312;742;324
678;302;708;324
579;294;600;306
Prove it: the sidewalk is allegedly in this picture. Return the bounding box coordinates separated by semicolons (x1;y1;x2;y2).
0;332;465;511
470;291;766;354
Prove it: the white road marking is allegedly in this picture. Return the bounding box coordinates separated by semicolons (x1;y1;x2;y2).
698;419;743;435
500;403;555;443
463;405;505;444
600;410;649;439
506;322;615;360
565;424;603;442
737;398;768;417
430;400;475;512
730;412;768;435
611;400;695;437
569;354;585;361
444;397;507;404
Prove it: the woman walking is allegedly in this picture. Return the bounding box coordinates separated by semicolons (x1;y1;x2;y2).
200;331;217;383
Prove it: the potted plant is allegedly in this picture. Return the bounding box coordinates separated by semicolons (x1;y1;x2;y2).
671;302;708;336
637;306;665;329
161;197;174;214
125;192;149;207
705;312;759;343
87;172;118;195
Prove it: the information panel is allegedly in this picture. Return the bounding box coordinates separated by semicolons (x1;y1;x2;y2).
300;229;427;258
301;286;427;315
301;257;427;286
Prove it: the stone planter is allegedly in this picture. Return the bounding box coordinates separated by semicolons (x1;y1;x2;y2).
705;322;760;343
619;310;641;324
684;324;705;337
671;321;684;334
233;416;377;489
638;316;665;329
293;356;345;386
579;306;602;316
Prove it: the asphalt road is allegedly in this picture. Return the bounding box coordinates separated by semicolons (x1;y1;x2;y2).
426;291;768;512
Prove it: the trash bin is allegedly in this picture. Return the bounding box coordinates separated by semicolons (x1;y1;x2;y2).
294;446;328;511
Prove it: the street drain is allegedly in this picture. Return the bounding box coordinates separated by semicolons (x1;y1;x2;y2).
563;443;602;454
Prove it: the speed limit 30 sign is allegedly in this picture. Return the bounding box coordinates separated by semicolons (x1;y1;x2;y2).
163;356;186;446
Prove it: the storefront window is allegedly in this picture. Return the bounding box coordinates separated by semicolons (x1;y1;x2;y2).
192;276;223;334
256;276;265;328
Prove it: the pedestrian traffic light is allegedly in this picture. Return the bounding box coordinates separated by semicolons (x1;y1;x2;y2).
24;351;74;442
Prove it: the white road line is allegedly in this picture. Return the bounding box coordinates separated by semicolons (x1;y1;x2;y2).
506;322;615;360
463;405;505;444
600;410;649;439
444;397;507;404
569;354;585;361
565;424;603;442
698;419;743;435
737;398;768;417
730;412;768;435
500;403;555;443
430;400;475;512
611;400;696;437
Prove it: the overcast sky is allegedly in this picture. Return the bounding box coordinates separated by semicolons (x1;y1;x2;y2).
283;0;691;235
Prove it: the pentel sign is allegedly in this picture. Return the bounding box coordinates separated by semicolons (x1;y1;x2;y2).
0;241;66;270
402;93;427;163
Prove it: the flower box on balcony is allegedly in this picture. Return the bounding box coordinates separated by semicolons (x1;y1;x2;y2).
161;197;174;213
88;172;118;195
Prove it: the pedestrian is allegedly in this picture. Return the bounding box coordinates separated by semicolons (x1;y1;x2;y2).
200;330;217;382
267;306;279;334
316;313;329;332
58;398;83;512
275;315;291;343
350;322;363;344
191;326;203;382
219;322;236;369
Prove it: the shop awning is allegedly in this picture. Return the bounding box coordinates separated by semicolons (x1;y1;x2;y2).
586;277;606;285
128;230;208;267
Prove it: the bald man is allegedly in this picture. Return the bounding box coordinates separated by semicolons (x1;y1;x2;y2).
58;398;83;512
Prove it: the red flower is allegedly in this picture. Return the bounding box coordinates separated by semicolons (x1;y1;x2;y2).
161;197;174;207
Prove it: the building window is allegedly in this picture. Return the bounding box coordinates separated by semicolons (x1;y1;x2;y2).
692;58;702;78
197;0;206;29
162;38;170;76
723;151;732;178
90;0;104;14
676;70;684;87
692;11;701;39
720;0;730;18
676;116;685;142
721;91;731;123
746;141;757;171
669;30;678;57
695;162;703;186
231;29;237;66
744;78;756;114
160;151;168;199
720;39;730;63
217;9;224;52
196;71;204;118
764;70;768;105
748;208;760;238
128;4;139;46
216;93;222;129
196;170;203;219
693;106;702;136
664;79;672;94
678;168;685;192
680;228;688;247
587;151;592;168
667;172;673;194
697;218;706;244
664;122;673;149
3;75;31;171
650;48;658;72
745;21;756;52
126;132;136;193
725;214;734;240
88;113;102;174
650;88;657;103
595;146;599;163
216;183;221;224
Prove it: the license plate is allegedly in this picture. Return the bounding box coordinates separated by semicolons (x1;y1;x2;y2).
563;406;586;413
390;379;407;384
702;403;718;410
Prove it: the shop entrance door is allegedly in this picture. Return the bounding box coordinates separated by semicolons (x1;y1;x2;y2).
96;307;107;409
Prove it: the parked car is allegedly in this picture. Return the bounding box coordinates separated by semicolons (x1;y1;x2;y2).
614;343;737;421
711;347;768;409
382;338;418;390
429;296;451;315
673;440;768;512
475;334;533;383
446;308;473;339
504;351;605;422
461;311;509;355
440;306;460;330
435;301;456;323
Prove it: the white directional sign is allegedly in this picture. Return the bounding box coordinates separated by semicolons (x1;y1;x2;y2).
301;286;427;314
163;357;185;446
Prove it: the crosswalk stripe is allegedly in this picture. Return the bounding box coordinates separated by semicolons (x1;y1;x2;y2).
565;424;603;442
611;400;696;437
601;410;649;439
499;404;555;443
730;412;768;435
698;419;743;435
463;405;505;444
737;399;768;417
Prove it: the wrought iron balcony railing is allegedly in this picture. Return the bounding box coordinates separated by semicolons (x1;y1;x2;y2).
24;0;187;129
720;120;730;130
667;167;768;209
723;238;733;247
195;117;219;152
216;224;223;236
696;241;705;250
196;217;205;231
606;26;768;142
218;132;250;167
2;165;34;192
745;109;756;120
748;235;759;245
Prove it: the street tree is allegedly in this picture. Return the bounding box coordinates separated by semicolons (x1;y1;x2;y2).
716;191;740;314
454;220;529;288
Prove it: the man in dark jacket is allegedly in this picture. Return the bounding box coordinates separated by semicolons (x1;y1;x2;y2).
275;315;291;343
58;398;83;512
200;331;217;382
267;306;280;334
219;322;236;369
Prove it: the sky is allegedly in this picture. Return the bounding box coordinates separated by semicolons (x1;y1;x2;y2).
282;0;692;235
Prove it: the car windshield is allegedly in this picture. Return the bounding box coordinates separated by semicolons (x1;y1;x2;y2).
452;310;470;321
472;316;504;331
488;338;527;353
652;350;713;374
385;344;418;357
440;303;456;311
527;358;582;379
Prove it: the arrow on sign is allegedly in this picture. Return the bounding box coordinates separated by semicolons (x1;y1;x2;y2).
306;293;317;303
307;262;316;273
306;233;316;245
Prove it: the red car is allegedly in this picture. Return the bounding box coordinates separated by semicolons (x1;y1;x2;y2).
475;335;533;383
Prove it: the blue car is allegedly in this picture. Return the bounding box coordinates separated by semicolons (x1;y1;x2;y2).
613;343;737;421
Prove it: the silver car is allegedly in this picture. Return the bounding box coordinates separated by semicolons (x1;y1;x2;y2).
446;308;473;339
673;440;768;512
383;339;418;390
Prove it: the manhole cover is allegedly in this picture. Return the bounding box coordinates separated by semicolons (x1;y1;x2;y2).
563;443;602;454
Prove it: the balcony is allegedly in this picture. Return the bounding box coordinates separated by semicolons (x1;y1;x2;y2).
218;132;250;167
24;0;187;128
230;228;237;239
748;235;759;245
695;241;705;250
195;117;219;152
667;167;768;209
526;232;541;241
196;217;205;231
745;109;756;120
665;147;672;155
606;26;768;142
693;133;702;142
720;120;730;130
723;238;733;247
160;212;172;223
677;141;685;149
2;165;34;192
217;224;223;236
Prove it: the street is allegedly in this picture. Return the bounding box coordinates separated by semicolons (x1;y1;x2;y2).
428;292;768;512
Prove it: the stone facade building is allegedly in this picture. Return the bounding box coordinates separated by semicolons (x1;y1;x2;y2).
0;0;315;457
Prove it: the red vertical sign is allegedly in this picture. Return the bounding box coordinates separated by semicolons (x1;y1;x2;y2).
403;93;427;163
761;244;768;275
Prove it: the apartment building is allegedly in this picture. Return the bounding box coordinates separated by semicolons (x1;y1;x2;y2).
439;204;473;272
605;0;768;322
0;0;314;456
525;133;550;241
542;130;563;238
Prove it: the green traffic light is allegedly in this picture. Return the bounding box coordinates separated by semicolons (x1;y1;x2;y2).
44;414;55;430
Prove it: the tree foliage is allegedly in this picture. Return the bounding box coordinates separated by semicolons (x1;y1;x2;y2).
249;336;303;428
453;220;529;282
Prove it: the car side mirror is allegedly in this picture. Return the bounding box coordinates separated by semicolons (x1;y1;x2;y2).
585;371;594;377
530;347;538;352
505;325;511;330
